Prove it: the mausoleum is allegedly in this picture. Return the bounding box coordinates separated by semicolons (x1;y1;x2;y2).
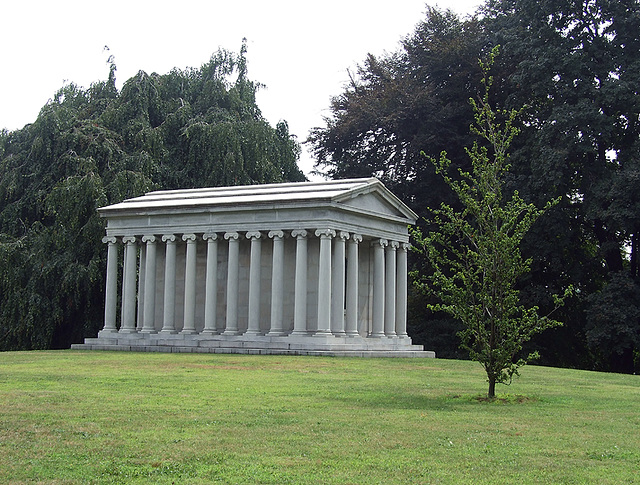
73;178;434;357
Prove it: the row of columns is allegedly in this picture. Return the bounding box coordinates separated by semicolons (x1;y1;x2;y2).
101;230;410;338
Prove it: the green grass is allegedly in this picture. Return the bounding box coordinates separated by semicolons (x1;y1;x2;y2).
0;351;639;484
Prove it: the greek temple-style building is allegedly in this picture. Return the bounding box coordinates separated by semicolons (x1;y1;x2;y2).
73;178;434;357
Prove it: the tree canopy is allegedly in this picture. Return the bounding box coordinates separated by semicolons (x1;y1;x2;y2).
309;0;640;373
413;49;569;396
0;43;305;350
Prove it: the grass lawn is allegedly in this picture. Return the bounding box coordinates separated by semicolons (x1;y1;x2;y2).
0;351;638;484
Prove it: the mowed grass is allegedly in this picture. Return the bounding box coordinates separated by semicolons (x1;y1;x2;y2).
0;351;639;484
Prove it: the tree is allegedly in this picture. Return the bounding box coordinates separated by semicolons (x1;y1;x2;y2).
412;49;569;397
482;0;640;372
0;43;305;351
308;7;485;212
310;1;640;372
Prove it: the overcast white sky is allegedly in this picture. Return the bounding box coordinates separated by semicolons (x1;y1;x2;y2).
1;0;480;177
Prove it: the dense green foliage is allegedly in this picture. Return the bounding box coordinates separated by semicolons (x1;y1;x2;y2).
413;49;567;397
0;43;305;350
309;0;640;373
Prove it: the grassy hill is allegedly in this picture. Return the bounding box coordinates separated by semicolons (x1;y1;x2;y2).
0;351;638;484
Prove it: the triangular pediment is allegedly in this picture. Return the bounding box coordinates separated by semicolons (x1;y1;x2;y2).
338;190;408;219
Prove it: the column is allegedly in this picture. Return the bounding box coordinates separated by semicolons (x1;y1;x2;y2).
291;229;308;335
396;243;410;338
267;230;286;336
120;236;138;333
136;242;146;330
345;234;362;337
315;229;336;336
141;235;157;333
331;231;349;336
202;233;219;334
223;231;240;335
371;238;387;337
245;231;263;335
160;234;177;334
181;234;198;334
101;236;119;333
385;241;398;337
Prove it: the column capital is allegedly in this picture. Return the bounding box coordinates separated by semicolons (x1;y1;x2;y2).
182;233;197;242
268;230;285;239
162;234;176;243
246;231;262;240
142;235;156;243
291;229;308;239
389;240;400;250
315;228;336;238
338;231;350;241
122;236;137;244
372;238;388;248
351;234;363;244
224;231;240;241
203;233;219;241
102;236;117;244
401;242;411;251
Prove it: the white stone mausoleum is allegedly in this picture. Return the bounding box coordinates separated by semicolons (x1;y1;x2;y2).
73;178;434;357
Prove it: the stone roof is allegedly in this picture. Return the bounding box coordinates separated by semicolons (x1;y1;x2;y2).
99;178;418;241
99;178;417;220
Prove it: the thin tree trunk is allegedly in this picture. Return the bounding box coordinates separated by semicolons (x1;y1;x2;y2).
631;231;638;280
488;376;496;398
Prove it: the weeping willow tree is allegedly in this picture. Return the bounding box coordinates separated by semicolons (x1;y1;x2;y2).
0;42;305;350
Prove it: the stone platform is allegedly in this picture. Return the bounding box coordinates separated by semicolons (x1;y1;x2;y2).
72;333;435;358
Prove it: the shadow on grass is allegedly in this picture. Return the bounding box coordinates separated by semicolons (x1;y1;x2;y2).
328;390;538;411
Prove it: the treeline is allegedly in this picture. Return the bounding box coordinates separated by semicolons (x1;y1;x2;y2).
0;42;305;350
309;0;640;373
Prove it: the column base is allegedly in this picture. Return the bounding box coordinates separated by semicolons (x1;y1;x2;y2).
369;332;385;338
290;330;310;336
266;331;288;337
180;330;198;335
200;330;220;336
119;329;138;334
159;329;178;335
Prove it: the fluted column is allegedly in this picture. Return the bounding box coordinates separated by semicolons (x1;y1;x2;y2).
371;238;388;338
136;242;146;330
396;243;410;338
141;235;157;333
245;231;263;335
345;233;362;337
267;230;286;336
291;229;308;335
120;236;138;333
385;241;398;337
223;232;240;335
160;234;177;334
101;236;119;333
316;229;336;336
202;233;219;335
181;234;198;334
331;231;349;336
